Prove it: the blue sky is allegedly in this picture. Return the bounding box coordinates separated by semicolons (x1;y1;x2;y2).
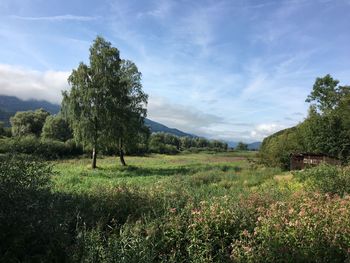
0;0;350;142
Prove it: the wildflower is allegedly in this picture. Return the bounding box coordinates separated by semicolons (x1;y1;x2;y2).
242;229;249;237
191;209;201;215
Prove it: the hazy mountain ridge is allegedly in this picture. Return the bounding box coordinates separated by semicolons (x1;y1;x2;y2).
144;118;196;138
0;95;60;125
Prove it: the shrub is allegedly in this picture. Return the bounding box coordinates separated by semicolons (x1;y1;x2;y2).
294;164;350;196
0;136;83;159
42;115;73;141
0;154;68;261
149;143;179;154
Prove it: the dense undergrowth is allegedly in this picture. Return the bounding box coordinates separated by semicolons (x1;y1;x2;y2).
1;153;350;262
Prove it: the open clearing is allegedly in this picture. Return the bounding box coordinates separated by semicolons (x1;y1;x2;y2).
52;151;282;197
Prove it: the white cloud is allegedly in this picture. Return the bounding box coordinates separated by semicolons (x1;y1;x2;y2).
0;64;69;103
250;123;286;141
147;95;224;135
137;0;174;19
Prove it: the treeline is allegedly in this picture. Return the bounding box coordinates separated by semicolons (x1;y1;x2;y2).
149;132;228;154
260;75;350;169
0;110;227;158
0;110;83;159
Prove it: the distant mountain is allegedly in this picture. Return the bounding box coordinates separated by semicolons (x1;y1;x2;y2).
0;95;195;137
0;95;60;114
144;118;195;137
0;95;60;125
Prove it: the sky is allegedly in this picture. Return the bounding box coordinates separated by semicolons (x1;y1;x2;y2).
0;0;350;142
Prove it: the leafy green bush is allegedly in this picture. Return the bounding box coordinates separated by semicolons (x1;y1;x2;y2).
149;143;179;154
0;154;68;261
42;115;73;141
0;136;83;159
295;164;350;196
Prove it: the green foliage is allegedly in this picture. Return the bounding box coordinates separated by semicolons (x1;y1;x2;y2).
108;59;148;152
259;127;305;169
306;74;350;114
0;121;5;136
0;122;11;137
149;133;228;154
42;114;72;141
236;141;248;151
0;136;83;159
62;36;148;167
295;103;350;162
10;108;50;137
0;154;65;261
294;164;350;196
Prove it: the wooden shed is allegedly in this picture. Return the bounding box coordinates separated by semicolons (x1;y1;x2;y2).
290;153;341;170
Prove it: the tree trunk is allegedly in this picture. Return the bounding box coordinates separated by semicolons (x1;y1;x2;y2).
119;137;126;166
92;147;97;169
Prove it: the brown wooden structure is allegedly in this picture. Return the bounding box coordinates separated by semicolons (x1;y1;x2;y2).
290;153;341;170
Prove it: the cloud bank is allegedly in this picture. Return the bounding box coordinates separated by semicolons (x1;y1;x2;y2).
0;64;69;104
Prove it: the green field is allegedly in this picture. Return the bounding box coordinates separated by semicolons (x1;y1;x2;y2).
53;152;279;196
2;152;350;262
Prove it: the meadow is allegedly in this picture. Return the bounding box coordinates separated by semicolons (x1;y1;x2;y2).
1;152;350;262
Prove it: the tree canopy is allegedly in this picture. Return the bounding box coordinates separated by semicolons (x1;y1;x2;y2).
236;142;248;151
0;121;5;136
62;36;148;168
42;115;72;142
10;109;50;137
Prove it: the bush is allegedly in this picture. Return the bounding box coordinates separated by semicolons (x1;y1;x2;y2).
294;164;350;196
0;154;68;261
149;143;179;154
0;136;83;159
42;115;73;141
